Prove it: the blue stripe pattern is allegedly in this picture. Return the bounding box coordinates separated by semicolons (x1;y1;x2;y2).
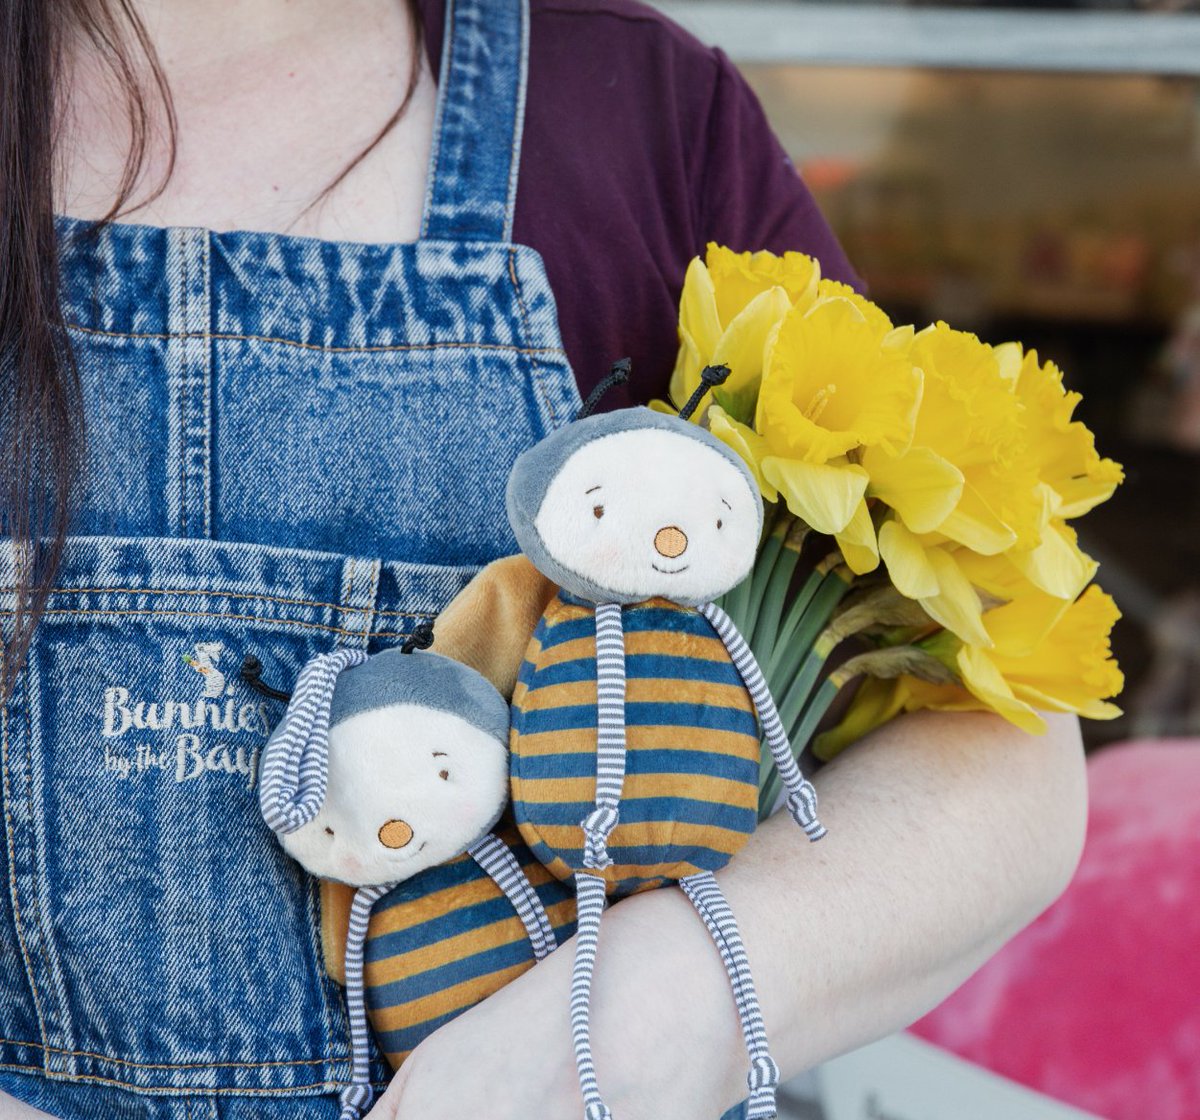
510;594;763;893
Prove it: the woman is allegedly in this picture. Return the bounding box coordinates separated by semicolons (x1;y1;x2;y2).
0;2;1086;1118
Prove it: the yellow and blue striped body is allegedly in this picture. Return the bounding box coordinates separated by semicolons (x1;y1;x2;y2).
510;592;761;897
364;824;576;1068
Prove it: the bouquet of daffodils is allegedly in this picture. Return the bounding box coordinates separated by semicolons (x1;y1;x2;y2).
661;245;1125;816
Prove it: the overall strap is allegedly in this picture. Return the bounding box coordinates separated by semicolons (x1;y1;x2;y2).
421;0;530;243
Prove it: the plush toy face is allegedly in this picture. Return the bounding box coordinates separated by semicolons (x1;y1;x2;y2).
279;704;508;887
527;424;761;605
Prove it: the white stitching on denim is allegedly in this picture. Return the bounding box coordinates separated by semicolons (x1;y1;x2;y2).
65;323;566;357
0;645;52;1070
21;666;80;1072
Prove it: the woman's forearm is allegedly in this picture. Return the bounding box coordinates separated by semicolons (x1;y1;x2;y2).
378;709;1087;1120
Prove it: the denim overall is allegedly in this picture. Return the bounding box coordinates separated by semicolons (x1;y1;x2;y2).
0;1;581;1117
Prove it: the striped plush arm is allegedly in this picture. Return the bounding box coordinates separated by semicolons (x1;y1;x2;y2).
698;602;826;841
339;881;396;1120
467;832;558;961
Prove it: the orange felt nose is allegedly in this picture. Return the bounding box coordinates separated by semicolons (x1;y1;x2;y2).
654;526;688;558
378;819;414;849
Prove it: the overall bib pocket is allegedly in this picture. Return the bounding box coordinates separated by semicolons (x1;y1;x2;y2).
0;535;474;1095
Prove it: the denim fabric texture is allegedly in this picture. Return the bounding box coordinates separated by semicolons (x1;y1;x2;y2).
0;0;583;1115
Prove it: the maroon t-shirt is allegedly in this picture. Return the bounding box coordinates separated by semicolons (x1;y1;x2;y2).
418;0;863;408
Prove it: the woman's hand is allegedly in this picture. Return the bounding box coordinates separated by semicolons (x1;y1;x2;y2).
368;709;1087;1120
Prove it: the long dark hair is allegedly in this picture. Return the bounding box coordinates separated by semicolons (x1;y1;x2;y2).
0;0;424;695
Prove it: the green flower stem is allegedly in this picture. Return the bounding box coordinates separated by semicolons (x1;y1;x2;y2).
758;676;841;819
765;567;825;679
739;512;787;641
751;532;802;657
769;572;851;694
776;637;835;734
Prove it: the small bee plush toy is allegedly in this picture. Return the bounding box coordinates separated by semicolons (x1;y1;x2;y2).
506;363;827;1120
249;635;557;1120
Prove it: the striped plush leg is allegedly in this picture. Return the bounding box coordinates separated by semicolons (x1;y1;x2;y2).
571;871;614;1120
468;832;558;961
338;881;394;1120
680;872;780;1120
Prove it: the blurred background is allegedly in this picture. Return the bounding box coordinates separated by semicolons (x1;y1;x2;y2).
660;0;1200;749
649;5;1200;1118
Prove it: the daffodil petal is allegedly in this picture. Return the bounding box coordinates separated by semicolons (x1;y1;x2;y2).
1011;519;1097;600
1011;684;1122;721
878;519;940;598
679;257;721;356
713;287;791;393
761;457;868;534
982;591;1071;658
708;408;777;502
835;499;880;575
955;645;1047;734
989;585;1124;715
938;482;1018;555
919;548;992;648
865;445;964;534
993;341;1023;384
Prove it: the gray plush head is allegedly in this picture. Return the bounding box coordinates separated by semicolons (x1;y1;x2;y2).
328;648;508;742
506;407;763;606
260;648;510;887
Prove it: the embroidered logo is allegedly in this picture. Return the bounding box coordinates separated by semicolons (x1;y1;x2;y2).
181;641;228;698
101;640;271;789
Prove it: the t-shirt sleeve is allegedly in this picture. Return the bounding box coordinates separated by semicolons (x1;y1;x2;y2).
697;48;865;293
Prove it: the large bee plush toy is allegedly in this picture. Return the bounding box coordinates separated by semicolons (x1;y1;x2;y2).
249;637;557;1120
506;364;827;1120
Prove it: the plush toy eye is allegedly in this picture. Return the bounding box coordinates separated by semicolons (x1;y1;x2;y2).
324;827;335;837
717;518;723;530
439;769;450;781
593;505;604;520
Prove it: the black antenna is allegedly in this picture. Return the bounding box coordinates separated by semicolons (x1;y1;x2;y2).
401;619;436;654
678;363;731;422
576;358;631;420
240;654;292;703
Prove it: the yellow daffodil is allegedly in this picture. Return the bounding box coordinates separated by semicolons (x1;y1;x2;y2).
1008;508;1099;601
757;297;920;464
863;324;1073;646
925;583;1123;733
1000;342;1125;520
867;323;1042;553
815;584;1122;757
682;248;1125;786
876;525;992;647
710;294;922;573
669;245;819;424
706;243;822;326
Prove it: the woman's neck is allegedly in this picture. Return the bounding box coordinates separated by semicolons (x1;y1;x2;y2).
57;0;435;243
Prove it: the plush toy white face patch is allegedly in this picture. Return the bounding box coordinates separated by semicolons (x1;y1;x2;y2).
279;704;508;887
534;427;760;604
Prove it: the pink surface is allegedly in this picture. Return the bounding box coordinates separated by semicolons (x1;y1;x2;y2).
912;740;1200;1120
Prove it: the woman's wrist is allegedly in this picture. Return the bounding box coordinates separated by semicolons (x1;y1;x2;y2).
377;877;752;1120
